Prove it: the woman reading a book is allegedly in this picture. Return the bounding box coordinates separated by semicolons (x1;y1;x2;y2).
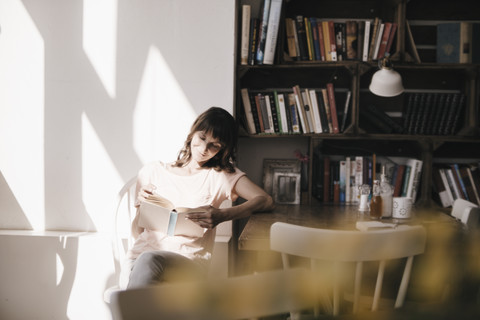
125;107;274;289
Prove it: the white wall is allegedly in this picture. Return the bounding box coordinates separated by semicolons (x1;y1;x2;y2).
0;0;235;319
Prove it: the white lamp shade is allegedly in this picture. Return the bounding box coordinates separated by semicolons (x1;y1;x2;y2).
369;68;404;97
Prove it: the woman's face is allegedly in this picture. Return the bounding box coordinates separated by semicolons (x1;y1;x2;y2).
190;131;223;165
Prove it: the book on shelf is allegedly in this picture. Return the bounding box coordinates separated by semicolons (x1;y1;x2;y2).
362;20;371;61
393;164;406;197
256;0;272;64
248;18;260;65
295;15;309;61
345;20;358;60
445;168;462;201
334;22;346;61
304;17;314;60
240;5;251;65
467;164;480;205
376;22;392;60
451;164;468;200
275;91;289;134
432;166;453;207
263;0;283;65
308;89;323;134
327;20;337;61
285;18;298;60
459;166;477;204
326;83;340;134
254;94;266;133
372;22;385;60
301;90;315;132
339;160;347;202
361;104;403;134
139;195;205;237
436;167;455;207
321;88;334;133
385;22;397;55
315;18;326;61
403;92;465;135
309;18;321;61
405;158;423;201
357;20;365;60
240;88;257;134
340;90;352;133
437;22;476;63
292;85;310;133
265;93;280;133
368;17;381;61
286;93;300;133
316;90;330;133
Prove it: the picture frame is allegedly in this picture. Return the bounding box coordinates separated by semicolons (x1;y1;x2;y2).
272;172;301;204
262;159;301;196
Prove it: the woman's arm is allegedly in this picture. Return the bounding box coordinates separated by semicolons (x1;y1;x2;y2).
187;176;274;229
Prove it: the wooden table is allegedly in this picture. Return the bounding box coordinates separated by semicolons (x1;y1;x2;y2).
238;204;461;252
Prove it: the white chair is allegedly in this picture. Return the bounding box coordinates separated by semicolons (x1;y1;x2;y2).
104;177;233;304
110;268;317;320
270;222;427;317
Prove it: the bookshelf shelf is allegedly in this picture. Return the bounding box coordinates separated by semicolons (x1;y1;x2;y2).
236;0;480;209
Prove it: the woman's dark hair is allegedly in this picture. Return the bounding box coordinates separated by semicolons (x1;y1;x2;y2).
174;107;238;173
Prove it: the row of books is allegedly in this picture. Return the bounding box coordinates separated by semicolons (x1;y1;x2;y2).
285;16;397;62
432;163;480;208
312;154;423;204
437;22;480;64
240;1;283;65
403;92;465;136
240;84;351;135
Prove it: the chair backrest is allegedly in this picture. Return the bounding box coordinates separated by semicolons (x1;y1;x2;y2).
111;177;137;287
270;222;427;316
110;268;316;320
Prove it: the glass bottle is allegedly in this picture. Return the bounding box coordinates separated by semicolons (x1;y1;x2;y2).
380;166;394;218
358;184;371;212
370;180;382;219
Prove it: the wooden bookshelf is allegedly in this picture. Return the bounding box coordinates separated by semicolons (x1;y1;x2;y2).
235;0;480;210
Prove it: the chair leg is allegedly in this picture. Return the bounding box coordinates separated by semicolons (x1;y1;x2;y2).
352;261;363;314
395;256;414;308
372;260;386;311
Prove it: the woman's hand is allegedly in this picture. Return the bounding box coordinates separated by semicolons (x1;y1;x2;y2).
185;206;223;229
137;184;156;203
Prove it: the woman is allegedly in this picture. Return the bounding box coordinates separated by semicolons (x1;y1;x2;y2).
125;107;274;289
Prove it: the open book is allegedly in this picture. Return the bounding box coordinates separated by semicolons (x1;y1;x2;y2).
138;194;206;237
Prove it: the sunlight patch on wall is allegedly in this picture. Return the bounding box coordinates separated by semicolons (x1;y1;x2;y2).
81;112;123;232
0;0;45;230
133;45;196;164
82;0;118;98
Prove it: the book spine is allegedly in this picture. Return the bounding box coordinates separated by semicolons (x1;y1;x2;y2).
340;90;352;132
302;90;315;132
368;17;380;61
357;20;365;60
362;20;371;61
248;18;260;66
295;15;309;61
321;88;334;132
385;22;397;55
276;92;289;134
287;93;301;133
264;93;276;133
316;91;330;133
322;21;332;61
285;18;298;59
309;89;323;133
437;22;461;63
167;210;178;236
293;85;310;133
345;20;358;60
316;18;326;61
372;23;384;60
240;5;251;65
393;164;406;197
326;83;339;133
376;22;392;60
256;0;272;65
406;159;423;201
445;168;462;200
267;92;280;133
401;165;411;197
240;88;256;134
467;167;480;205
452;164;468;200
304;17;314;61
438;167;455;205
432;166;452;207
263;0;283;65
328;20;337;61
310;18;321;61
